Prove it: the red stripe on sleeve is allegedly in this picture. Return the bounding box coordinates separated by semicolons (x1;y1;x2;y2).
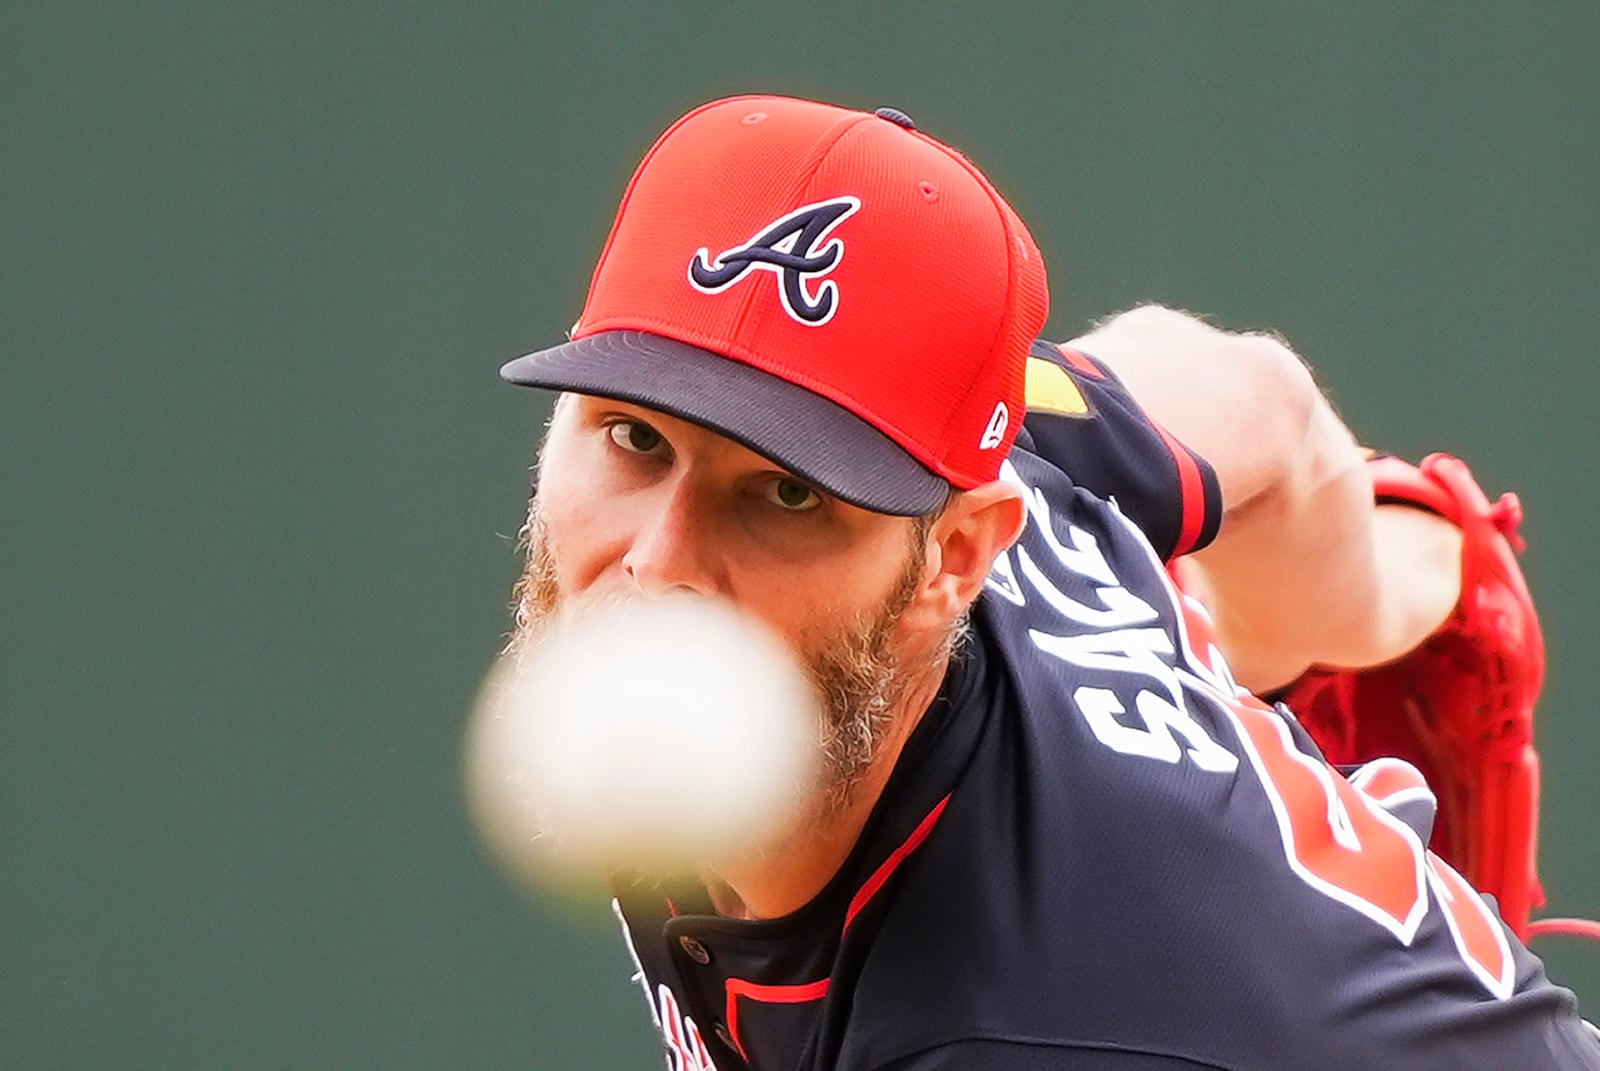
1053;344;1105;378
1152;423;1207;557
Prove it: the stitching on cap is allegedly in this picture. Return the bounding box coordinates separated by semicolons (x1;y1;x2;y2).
726;110;876;343
583;96;769;334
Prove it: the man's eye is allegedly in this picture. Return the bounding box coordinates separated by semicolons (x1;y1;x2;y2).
763;477;822;512
608;421;665;455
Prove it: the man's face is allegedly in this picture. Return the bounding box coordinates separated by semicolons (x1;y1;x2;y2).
511;394;941;811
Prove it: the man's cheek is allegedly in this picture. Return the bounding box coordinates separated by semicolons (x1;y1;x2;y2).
771;601;842;672
534;494;615;596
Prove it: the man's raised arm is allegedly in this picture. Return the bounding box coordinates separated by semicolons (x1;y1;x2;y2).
1070;304;1462;692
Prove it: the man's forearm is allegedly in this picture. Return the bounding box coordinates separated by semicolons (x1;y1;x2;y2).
1071;305;1459;690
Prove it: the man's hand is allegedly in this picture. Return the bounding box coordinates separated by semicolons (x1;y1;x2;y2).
1272;454;1547;936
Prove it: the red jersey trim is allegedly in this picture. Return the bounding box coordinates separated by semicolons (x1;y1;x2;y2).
723;977;832;1062
1053;344;1105;379
719;793;954;1061
1152;422;1208;557
844;794;952;933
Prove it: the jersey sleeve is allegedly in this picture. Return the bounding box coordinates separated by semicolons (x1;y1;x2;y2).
1014;339;1222;561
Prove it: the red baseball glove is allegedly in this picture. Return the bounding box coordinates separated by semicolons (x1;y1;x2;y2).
1273;453;1580;940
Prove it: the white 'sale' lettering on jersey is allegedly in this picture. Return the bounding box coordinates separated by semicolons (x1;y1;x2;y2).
989;457;1515;999
656;984;718;1071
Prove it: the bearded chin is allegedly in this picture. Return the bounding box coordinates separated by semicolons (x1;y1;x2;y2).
508;501;921;819
799;575;919;816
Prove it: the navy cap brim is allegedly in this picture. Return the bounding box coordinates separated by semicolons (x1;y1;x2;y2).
499;330;950;516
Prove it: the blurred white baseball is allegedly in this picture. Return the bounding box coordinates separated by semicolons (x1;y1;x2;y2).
463;593;821;887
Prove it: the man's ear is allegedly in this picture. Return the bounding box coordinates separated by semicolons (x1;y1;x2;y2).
901;481;1027;629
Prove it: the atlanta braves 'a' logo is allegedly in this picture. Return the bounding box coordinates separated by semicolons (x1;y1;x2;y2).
688;197;861;326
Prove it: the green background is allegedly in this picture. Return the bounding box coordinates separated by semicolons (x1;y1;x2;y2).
5;2;1597;1066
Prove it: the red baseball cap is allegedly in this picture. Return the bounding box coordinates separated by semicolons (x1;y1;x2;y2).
501;95;1049;516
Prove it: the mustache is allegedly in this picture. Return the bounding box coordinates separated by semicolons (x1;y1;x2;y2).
506;498;931;816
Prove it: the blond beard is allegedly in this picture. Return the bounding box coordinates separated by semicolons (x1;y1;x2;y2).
507;502;945;817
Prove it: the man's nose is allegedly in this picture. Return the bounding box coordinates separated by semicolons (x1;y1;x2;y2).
621;480;721;597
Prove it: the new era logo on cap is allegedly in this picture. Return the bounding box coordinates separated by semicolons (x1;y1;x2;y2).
688;197;861;326
979;402;1009;450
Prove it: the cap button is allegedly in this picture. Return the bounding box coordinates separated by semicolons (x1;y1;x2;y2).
678;935;712;965
873;107;917;131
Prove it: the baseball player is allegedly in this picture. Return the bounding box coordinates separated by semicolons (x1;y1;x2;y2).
498;95;1600;1069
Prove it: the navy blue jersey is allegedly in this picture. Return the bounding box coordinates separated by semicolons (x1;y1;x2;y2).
1012;340;1220;563
613;342;1600;1070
